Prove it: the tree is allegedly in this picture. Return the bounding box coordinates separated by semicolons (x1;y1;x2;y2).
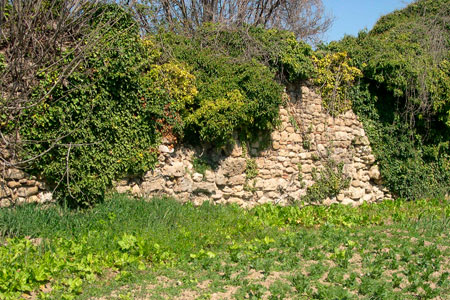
134;0;332;42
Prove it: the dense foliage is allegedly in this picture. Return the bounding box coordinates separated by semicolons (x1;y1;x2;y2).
322;0;450;199
156;25;315;145
312;52;362;116
8;0;450;205
19;5;198;206
13;4;314;205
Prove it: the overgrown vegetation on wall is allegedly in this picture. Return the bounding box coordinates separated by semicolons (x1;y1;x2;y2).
2;0;449;205
1;2;315;206
312;52;362;116
302;160;350;203
157;25;314;146
320;0;450;199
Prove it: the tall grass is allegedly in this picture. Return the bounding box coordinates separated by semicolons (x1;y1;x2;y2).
0;195;448;299
0;195;271;256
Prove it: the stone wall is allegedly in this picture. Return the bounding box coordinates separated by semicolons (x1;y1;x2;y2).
0;85;391;208
116;86;391;207
0;155;53;207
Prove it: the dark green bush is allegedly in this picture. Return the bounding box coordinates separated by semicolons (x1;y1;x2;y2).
157;24;314;146
363;119;450;199
321;0;450;199
19;5;176;206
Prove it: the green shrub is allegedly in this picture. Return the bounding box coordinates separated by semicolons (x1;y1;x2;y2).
19;5;196;206
321;0;450;199
302;160;350;204
157;24;314;146
245;158;258;180
364;120;450;199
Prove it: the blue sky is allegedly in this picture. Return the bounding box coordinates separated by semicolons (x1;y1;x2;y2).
322;0;415;42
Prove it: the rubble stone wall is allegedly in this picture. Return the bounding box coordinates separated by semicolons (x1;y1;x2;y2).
0;165;53;208
117;86;391;207
0;85;391;208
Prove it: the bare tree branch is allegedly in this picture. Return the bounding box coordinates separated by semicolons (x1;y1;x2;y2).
0;0;136;169
132;0;332;42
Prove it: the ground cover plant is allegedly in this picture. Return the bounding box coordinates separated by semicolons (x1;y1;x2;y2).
0;196;448;299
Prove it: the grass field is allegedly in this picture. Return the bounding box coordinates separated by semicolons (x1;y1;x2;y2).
0;195;449;299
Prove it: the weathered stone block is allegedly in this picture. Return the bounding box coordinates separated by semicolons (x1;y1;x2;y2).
215;169;227;186
27;195;40;203
222;157;246;177
192;173;203;182
362;194;373;202
280;131;289;140
158;144;174;153
131;185;141;195
351;180;362;187
116;185;131;193
142;178;166;193
1;198;10;207
271;131;281;141
256;178;286;191
0;185;11;198
285;167;295;173
302;164;313;173
211;190;223;200
228;175;245;186
349;187;365;200
17;186;38;198
289;133;301;143
6;168;26;180
341;198;355;205
173;176;193;193
7;181;21;189
230;143;243;157
39;192;53;203
205;170;216;182
162;162;184;177
369;165;381;181
335;132;349;141
192;182;216;195
228;197;245;206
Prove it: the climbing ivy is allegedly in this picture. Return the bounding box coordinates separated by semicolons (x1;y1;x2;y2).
312;52;362;116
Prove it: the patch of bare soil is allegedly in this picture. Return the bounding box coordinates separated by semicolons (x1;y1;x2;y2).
21;283;53;300
90;275;175;300
197;279;212;290
210;285;239;300
245;269;264;281
174;289;199;300
258;271;291;289
349;253;362;265
156;275;177;288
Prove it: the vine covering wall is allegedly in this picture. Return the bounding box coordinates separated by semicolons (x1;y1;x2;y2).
115;85;390;207
0;85;391;207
